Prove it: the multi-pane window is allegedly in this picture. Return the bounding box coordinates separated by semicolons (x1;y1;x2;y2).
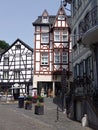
41;53;48;65
42;16;49;23
85;56;93;78
54;31;60;41
74;64;80;79
55;53;60;63
58;15;65;20
62;30;68;41
62;52;68;64
41;33;49;43
54;30;68;42
14;71;20;79
4;57;9;65
79;61;84;78
3;71;9;79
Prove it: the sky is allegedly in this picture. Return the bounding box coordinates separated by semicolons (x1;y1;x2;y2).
0;0;70;48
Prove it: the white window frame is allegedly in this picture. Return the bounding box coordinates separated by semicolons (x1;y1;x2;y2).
62;52;68;64
3;71;9;79
54;31;60;41
42;16;49;23
15;71;20;79
55;53;60;63
41;33;49;43
62;30;68;41
41;53;48;65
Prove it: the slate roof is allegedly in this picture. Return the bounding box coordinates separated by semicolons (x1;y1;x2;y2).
33;15;71;28
33;15;56;26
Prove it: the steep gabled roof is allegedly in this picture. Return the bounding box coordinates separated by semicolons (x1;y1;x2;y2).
33;5;71;28
33;15;56;26
1;38;33;56
42;9;49;17
52;3;71;28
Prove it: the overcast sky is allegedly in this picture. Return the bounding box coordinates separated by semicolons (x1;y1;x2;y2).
0;0;70;48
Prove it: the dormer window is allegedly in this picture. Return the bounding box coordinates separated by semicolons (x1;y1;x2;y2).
42;10;49;23
42;16;49;23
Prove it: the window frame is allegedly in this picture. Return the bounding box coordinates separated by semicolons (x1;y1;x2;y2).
54;31;60;41
41;53;48;65
4;57;9;66
3;71;9;79
62;52;68;64
14;71;20;79
62;30;68;41
41;33;49;44
54;52;60;63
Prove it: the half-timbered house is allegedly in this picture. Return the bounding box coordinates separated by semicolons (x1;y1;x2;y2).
0;39;33;99
33;3;71;97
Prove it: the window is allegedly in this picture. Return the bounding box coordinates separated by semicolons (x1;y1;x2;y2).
79;62;84;78
41;33;49;43
3;71;9;79
58;15;65;20
78;21;84;38
42;16;49;23
55;53;60;63
41;53;48;65
62;30;68;41
14;71;20;79
92;7;97;26
74;65;77;79
4;57;9;65
77;0;82;8
54;31;60;41
54;30;68;42
62;52;68;64
73;0;76;15
73;29;77;46
84;13;90;31
15;45;21;50
85;56;93;78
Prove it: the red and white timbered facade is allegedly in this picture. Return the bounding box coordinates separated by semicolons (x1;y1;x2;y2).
33;4;71;97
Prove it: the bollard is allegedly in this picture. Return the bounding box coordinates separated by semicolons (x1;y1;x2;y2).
57;106;59;121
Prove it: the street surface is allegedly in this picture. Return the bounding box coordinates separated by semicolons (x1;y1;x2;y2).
0;98;93;130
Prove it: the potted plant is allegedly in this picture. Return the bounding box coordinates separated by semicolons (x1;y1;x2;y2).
25;95;32;110
38;95;44;103
34;102;44;115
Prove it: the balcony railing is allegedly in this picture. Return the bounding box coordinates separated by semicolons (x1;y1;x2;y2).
82;6;98;33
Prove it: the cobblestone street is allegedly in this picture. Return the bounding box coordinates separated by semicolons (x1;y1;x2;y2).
0;98;93;130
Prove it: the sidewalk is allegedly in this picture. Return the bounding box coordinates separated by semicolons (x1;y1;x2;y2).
0;98;93;130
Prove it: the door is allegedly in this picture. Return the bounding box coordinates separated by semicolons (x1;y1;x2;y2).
13;89;20;100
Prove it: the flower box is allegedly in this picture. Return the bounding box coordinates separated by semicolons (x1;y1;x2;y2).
35;104;44;115
25;101;32;110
